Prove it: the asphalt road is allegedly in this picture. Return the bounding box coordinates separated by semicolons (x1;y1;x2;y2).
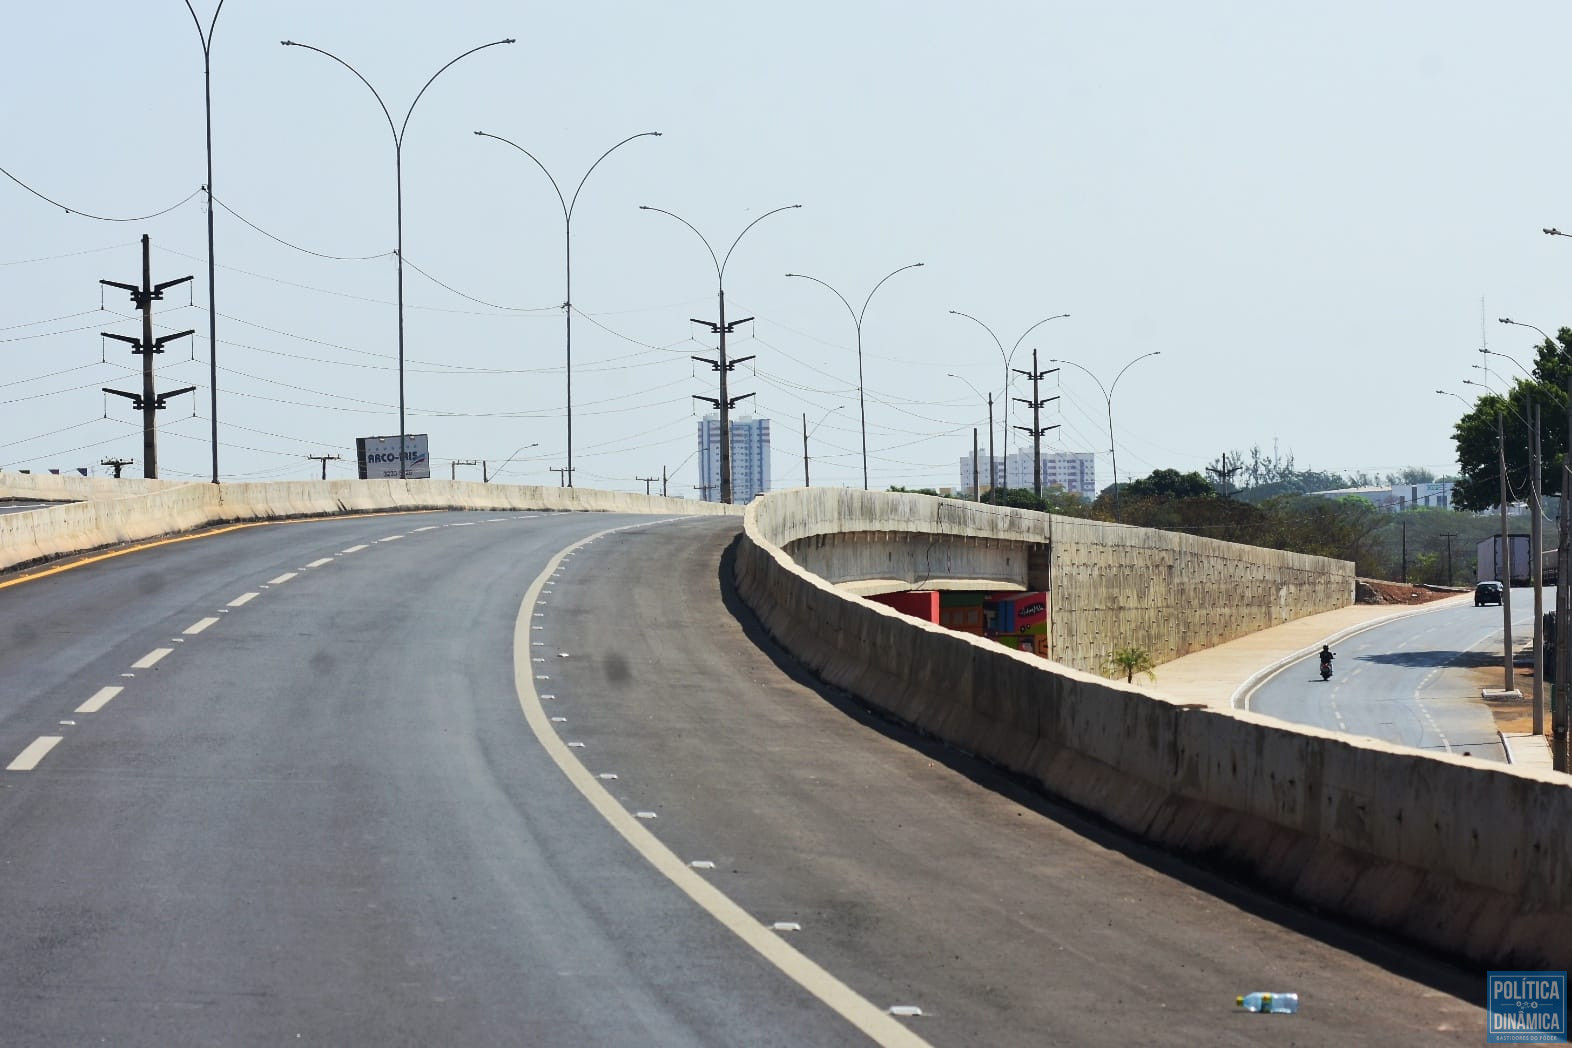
0;511;1488;1044
1246;594;1535;761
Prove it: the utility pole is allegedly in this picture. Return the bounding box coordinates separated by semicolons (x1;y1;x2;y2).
100;235;196;479
1400;517;1408;583
1557;369;1572;772
1498;411;1516;695
1440;532;1458;587
661;465;668;497
308;453;342;480
100;458;134;479
802;412;811;487
550;467;572;487
1527;397;1545;736
972;427;980;502
450;458;477;481
637;475;658;495
691;315;755;504
1207;452;1240;499
986;393;996;504
1012;349;1060;500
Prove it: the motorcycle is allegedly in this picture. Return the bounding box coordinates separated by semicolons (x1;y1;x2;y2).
1319;653;1334;680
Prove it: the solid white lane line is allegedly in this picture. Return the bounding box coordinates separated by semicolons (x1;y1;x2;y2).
228;592;258;607
341;544;369;554
184;617;220;635
306;557;334;568
7;736;63;772
132;648;173;669
267;572;297;585
77;686;124;714
512;522;929;1048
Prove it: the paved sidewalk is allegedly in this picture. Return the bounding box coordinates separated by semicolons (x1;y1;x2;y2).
1153;594;1564;774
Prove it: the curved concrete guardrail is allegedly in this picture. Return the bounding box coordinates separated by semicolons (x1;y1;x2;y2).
0;472;738;575
735;487;1571;969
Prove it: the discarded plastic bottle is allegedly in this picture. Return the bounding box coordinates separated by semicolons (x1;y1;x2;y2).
1236;992;1299;1014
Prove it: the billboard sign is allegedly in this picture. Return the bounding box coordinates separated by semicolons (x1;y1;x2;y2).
356;434;430;480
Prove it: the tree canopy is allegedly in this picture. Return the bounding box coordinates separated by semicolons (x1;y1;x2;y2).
1446;327;1572;512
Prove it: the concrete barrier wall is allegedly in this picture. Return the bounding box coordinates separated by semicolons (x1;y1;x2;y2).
758;488;1351;675
0;476;739;575
735;488;1572;968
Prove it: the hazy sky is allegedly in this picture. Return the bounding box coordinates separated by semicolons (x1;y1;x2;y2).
5;2;1570;495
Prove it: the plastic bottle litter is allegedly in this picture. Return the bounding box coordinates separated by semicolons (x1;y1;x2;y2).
1236;992;1299;1014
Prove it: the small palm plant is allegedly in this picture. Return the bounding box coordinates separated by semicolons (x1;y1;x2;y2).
1104;646;1157;685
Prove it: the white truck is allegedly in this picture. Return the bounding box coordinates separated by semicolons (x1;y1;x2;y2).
1477;533;1534;586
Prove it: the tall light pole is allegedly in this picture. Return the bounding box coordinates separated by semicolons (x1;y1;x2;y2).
785;262;924;489
949;372;996;503
474;130;661;487
802;404;842;486
184;0;226;483
282;36;515;480
1050;352;1161;522
950;311;1070;495
640;203;802;504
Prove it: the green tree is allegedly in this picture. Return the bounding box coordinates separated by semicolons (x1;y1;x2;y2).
1447;327;1572;512
1104;646;1157;684
1123;468;1215;500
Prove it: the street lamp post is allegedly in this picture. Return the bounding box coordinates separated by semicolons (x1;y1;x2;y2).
949;372;996;503
1050;352;1161;522
640;203;802;504
282;36;515;480
802;405;842;486
950;311;1070;496
183;0;226;484
785;262;924;489
474;130;661;487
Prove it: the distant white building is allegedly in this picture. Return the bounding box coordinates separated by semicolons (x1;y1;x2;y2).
1308;480;1454;512
698;413;770;503
958;450;1096;497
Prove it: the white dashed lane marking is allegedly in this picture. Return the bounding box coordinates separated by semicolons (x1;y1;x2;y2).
184;617;220;635
378;536;404;543
267;572;297;585
305;557;334;568
131;648;173;670
76;686;123;714
228;592;258;607
341;544;369;554
7;736;63;772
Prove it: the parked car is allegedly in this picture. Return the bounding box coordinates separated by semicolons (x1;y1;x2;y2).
1475;580;1504;607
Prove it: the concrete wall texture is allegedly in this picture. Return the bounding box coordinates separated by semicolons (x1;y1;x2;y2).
758;487;1352;675
735;487;1572;969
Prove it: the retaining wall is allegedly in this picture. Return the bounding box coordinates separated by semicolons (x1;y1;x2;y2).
735;488;1572;968
0;474;738;575
757;488;1351;675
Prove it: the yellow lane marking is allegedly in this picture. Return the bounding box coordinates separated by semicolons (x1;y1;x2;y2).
7;736;63;771
184;617;220;635
267;572;297;585
77;686;124;714
132;648;173;669
228;592;258;607
512;523;930;1048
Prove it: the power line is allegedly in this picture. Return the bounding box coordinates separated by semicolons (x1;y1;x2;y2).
0;165;203;222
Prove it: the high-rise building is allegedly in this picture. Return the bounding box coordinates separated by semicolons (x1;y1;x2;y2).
698;414;771;503
957;450;1096;498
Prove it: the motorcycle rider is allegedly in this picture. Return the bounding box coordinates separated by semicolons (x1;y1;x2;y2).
1319;644;1335;676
